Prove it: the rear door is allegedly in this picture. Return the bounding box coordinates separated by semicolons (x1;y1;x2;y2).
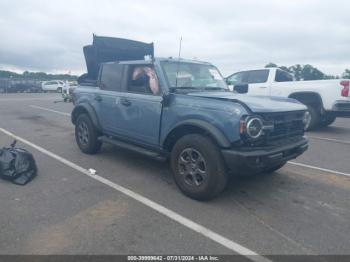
93;63;125;133
270;69;294;96
245;70;270;96
115;64;163;147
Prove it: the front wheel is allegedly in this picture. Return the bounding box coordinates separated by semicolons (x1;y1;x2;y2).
171;134;228;201
75;114;102;154
304;105;320;131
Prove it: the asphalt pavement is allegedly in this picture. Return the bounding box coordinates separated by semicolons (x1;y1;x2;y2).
0;93;349;259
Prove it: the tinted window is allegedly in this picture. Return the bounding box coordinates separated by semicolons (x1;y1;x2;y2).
246;70;269;84
275;70;293;82
100;63;124;91
227;72;247;85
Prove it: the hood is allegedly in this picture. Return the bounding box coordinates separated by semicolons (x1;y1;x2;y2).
187;92;307;113
83;35;154;80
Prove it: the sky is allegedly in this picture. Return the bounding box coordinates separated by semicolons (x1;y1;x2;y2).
0;0;349;76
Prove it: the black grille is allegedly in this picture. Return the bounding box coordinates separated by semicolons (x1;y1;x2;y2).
261;111;305;145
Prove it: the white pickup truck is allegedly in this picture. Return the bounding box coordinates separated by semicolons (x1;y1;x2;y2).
226;68;350;130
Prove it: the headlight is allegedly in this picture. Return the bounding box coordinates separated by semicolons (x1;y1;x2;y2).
240;116;273;140
246;117;263;139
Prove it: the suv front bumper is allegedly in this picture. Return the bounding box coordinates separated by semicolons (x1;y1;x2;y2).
221;137;308;172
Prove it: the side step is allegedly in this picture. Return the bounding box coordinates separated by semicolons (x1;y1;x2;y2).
99;136;167;161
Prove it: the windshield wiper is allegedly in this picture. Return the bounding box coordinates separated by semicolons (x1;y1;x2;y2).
203;87;226;91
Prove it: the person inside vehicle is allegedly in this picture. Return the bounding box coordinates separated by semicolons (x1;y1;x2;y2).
131;66;159;95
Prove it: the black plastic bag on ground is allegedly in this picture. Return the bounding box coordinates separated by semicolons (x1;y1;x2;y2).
0;141;37;185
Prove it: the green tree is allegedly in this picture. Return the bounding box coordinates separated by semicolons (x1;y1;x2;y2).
342;69;350;79
288;64;303;80
265;62;278;68
0;70;78;81
301;64;325;80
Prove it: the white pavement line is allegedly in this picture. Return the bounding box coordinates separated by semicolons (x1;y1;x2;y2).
30;105;70;117
0;128;271;262
308;135;350;145
288;161;350;178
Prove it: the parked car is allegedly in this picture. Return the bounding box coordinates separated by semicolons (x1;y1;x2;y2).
41;80;66;92
72;36;309;200
10;83;42;93
226;68;350;130
0;78;42;93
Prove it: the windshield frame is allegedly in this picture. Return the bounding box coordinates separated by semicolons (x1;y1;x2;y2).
160;61;229;92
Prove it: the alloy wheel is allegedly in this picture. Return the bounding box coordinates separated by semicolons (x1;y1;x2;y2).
178;148;207;187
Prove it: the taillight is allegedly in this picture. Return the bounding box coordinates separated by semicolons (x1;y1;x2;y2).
341;80;349;97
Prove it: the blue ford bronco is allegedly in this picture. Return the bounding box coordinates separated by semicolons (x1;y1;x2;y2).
72;36;308;200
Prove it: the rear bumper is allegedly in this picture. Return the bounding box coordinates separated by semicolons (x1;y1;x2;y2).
221;137;308;172
329;100;350;117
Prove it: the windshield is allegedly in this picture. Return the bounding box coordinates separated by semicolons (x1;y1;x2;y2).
161;61;228;91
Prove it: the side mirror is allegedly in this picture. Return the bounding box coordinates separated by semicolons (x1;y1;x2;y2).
233;84;249;94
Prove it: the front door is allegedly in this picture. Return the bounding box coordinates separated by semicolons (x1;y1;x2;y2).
115;64;163;147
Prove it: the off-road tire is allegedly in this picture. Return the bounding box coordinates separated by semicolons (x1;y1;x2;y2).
170;134;228;201
321;115;336;127
75;114;102;154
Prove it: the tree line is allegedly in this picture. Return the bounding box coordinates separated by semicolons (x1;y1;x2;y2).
1;65;349;82
0;70;78;81
265;63;350;81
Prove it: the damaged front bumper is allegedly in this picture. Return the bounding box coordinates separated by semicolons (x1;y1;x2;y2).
221;137;308;172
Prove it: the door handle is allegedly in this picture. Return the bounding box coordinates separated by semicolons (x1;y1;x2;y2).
94;95;102;102
259;86;268;89
121;98;131;107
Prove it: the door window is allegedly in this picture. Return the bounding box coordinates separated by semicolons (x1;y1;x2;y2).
246;70;269;84
227;72;246;85
275;69;293;82
127;65;160;95
100;63;124;91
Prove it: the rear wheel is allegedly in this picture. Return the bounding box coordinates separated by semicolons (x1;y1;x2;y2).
75;114;102;154
304;105;320;131
57;87;62;93
321;115;336;127
171;134;228;201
